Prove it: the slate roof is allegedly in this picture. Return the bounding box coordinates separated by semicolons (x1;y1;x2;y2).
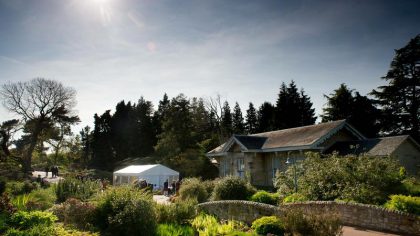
207;120;362;155
323;135;411;156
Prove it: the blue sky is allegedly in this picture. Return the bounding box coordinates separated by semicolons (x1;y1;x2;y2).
0;0;419;130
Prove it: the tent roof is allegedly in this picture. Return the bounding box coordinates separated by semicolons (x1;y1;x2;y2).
113;164;179;176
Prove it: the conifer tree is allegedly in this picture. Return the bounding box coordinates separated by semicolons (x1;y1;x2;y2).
257;102;275;132
221;101;233;137
232;102;245;134
246;102;258;134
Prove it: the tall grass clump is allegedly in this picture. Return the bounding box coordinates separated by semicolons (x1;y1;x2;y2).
55;178;101;202
156;199;197;224
157;224;195;236
178;178;209;203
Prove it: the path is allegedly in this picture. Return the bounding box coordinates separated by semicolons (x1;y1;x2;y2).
32;171;64;183
342;226;401;236
153;195;171;205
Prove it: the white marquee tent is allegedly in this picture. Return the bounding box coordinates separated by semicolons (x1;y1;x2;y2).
113;164;179;187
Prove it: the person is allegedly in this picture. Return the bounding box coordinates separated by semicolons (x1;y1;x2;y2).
54;166;59;177
175;179;181;195
45;166;49;178
36;174;42;183
163;179;169;196
171;181;176;195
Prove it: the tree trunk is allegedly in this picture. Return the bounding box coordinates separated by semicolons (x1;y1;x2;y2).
23;122;43;175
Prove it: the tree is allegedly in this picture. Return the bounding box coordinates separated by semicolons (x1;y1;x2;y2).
232;102;245;134
371;34;420;141
322;84;379;137
221;101;233;138
275;81;316;129
79;126;92;168
91;111;114;170
0;78;78;173
257;102;275;132
246;102;258;134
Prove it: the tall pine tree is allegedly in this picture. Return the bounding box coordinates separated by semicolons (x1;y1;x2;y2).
232;102;245;134
246;102;258;134
371;34;420;141
221;101;233;138
257;102;275;132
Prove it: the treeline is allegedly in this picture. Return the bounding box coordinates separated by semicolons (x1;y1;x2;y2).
83;81;317;176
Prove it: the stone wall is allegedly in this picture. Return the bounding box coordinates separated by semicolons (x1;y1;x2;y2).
197;200;420;235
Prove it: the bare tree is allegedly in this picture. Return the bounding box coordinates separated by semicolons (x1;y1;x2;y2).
0;78;78;173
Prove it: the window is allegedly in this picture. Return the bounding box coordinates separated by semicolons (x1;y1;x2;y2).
237;158;245;178
222;158;230;176
272;156;281;178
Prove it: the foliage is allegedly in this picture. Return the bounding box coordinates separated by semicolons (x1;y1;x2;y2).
7;210;57;230
50;198;96;230
26;187;56;211
0;193;16;215
0;177;6;194
93;186;156;236
191;213;248;236
282;210;342;236
232;102;245;134
178;178;209;203
211;176;256;201
251;216;285;236
156;223;195;236
6;181;39;196
282;193;308;203
371;34;420;142
321;83;379;137
275;81;316;129
55;178;101;203
385;195;420;215
400;178;420;196
245;102;258;134
249;191;279;205
155;199;197;224
11;194;33;211
257;102;276;132
275;153;404;205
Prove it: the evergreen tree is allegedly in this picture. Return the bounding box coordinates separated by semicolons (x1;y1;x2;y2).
221;101;233;138
371;34;420;141
79;126;92;168
246;102;258;134
257;102;275;132
134;97;156;157
90;111;114;170
322;83;379;137
232;102;245;134
275;81;316;129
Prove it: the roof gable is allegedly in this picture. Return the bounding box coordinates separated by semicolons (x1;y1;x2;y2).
207;120;365;155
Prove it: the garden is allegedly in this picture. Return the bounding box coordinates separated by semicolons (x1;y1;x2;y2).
0;152;419;236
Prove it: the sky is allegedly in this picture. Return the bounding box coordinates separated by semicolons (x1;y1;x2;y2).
0;0;419;131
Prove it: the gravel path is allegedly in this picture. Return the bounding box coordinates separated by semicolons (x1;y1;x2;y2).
342;226;401;236
32;171;64;184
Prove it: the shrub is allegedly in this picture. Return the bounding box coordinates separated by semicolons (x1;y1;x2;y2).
55;178;101;202
282;193;308;203
6;181;39;196
156;199;197;224
400;178;420;196
179;178;209;203
4;223;99;236
211;176;256;200
7;211;57;230
0;177;6;195
93;186;156;236
282;210;342;236
11;194;33;211
275;153;404;205
191;213;247;236
385;195;420;215
157;223;195;236
50;198;96;230
0;193;15;215
251;216;285;236
250;191;279;205
26;188;57;211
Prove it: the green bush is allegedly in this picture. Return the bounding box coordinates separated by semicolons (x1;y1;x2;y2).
275;153;404;205
7;211;57;230
211;176;256;200
191;213;248;236
178;178;209;203
251;216;285;236
400;178;420;196
0;193;15;215
282;210;342;236
4;223;99;236
155;199;197;224
55;178;101;203
250;191;279;205
157;223;195;236
283;193;308;203
26;188;57;211
385;195;420;215
7;181;39;196
50;198;96;230
93;186;156;236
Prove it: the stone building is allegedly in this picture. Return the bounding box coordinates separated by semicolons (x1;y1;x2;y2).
206;120;420;186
